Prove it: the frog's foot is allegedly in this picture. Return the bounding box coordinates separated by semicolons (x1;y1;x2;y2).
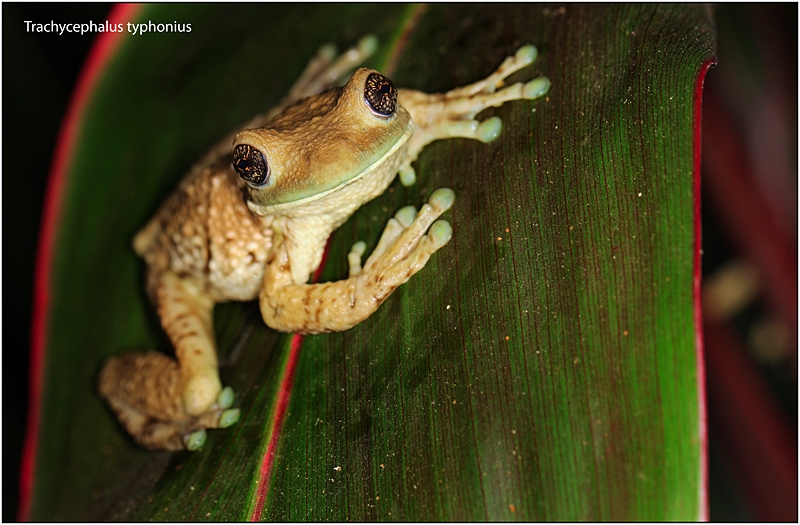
99;351;239;451
286;34;379;103
397;45;550;185
351;188;455;286
437;45;550;126
444;45;548;100
260;189;454;333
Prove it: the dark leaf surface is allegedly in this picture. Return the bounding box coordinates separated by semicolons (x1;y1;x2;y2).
28;4;714;521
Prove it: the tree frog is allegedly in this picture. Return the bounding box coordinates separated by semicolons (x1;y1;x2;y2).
99;36;550;451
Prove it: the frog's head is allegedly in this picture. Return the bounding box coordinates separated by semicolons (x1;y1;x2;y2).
232;68;412;215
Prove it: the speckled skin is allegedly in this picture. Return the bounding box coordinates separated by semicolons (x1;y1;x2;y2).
99;39;550;451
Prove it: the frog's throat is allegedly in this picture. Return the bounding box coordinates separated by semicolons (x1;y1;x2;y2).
246;120;414;218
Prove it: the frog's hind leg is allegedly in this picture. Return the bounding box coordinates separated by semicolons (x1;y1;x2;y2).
99;271;239;451
99;352;233;451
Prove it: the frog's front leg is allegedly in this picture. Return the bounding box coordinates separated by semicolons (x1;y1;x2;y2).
396;45;550;186
260;189;455;333
99;271;239;451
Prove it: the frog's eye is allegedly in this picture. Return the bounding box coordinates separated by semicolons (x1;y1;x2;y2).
364;72;397;117
233;144;269;186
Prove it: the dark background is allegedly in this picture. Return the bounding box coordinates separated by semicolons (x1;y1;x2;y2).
3;3;112;519
3;3;796;521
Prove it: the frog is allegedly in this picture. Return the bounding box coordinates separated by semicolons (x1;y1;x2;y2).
98;35;550;451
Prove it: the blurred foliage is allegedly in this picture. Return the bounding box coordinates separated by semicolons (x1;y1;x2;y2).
701;3;797;521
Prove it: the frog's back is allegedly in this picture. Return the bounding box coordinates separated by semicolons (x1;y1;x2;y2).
133;159;274;302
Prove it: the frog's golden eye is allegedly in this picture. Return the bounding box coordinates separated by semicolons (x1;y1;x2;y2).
364;72;397;117
233;144;269;186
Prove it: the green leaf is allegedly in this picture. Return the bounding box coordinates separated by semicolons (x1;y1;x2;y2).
26;4;715;521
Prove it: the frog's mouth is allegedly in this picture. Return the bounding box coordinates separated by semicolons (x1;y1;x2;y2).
245;118;414;217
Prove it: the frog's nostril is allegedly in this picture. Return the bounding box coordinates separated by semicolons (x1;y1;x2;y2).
232;144;269;186
364;72;397;117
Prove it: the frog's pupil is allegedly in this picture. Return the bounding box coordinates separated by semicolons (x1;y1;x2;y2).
365;72;397;117
232;144;269;186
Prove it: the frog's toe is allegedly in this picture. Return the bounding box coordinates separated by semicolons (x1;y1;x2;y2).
515;44;538;66
395;205;418;228
219;408;240;429
365;213;411;267
177;400;239;450
350;240;367;259
398;164;417;187
217;385;235;409
357;34;379;58
428;188;456;212
524;77;551;99
207;387;240;428
380;192;454;264
347;240;367;276
428;220;453;248
382;216;453;281
317;43;337;62
184;428;207;451
323;35;379;85
293;36;380;103
356;190;457;296
477;117;503;143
